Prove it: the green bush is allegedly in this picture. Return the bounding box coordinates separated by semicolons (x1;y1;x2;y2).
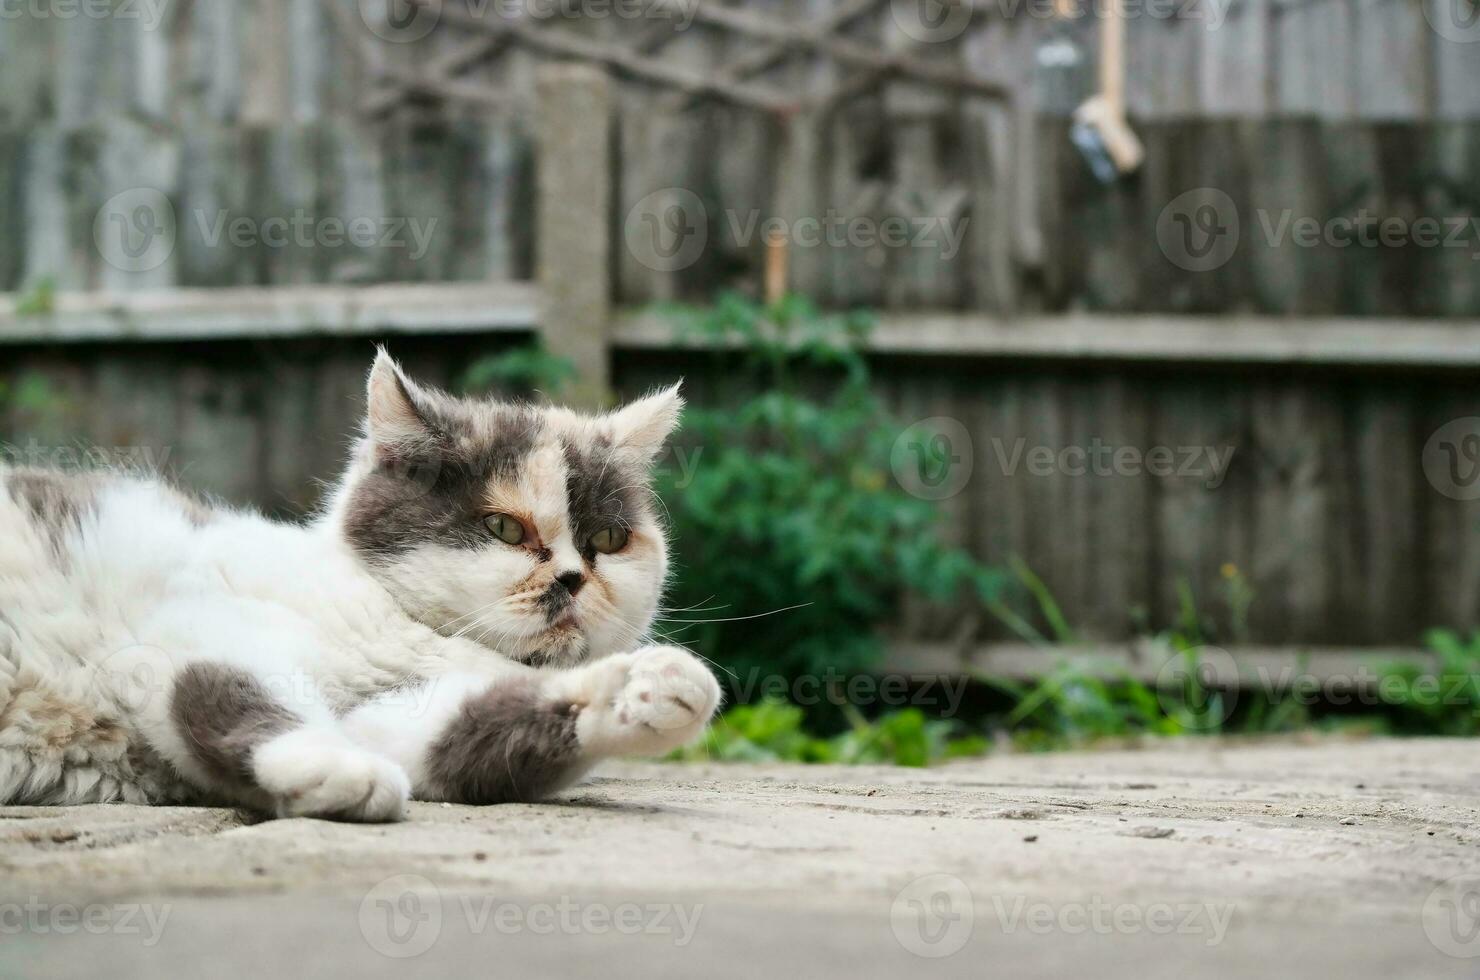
672;699;989;767
1377;630;1480;736
649;294;1002;686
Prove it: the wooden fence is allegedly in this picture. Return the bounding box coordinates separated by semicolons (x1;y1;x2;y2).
2;1;1480;672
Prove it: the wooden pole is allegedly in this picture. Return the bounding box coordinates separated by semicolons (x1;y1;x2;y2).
535;64;613;409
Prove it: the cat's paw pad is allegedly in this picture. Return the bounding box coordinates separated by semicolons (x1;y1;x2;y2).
253;729;410;823
582;646;720;756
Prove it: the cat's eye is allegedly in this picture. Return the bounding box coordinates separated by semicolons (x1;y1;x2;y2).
484;513;525;546
589;526;628;554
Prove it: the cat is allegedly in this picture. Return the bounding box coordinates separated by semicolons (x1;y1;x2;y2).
0;349;721;821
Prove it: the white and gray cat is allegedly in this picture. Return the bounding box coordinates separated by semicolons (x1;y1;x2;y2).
0;350;721;821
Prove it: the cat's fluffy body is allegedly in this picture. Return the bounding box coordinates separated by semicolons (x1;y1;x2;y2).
0;351;720;819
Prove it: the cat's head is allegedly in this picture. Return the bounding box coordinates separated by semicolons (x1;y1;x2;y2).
332;349;681;667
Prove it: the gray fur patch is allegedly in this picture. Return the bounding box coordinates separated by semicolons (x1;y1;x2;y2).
560;438;644;556
344;404;543;560
4;468;99;553
170;663;299;788
423;677;583;804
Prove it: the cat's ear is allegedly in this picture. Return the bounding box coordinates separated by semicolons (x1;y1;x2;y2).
366;347;437;452
606;383;683;466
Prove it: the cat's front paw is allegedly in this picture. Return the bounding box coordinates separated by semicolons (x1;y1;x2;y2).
253;728;410;822
577;645;721;757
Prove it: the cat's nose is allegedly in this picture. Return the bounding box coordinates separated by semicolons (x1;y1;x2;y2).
555;571;586;597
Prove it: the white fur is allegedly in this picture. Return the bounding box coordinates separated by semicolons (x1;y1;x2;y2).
0;358;715;818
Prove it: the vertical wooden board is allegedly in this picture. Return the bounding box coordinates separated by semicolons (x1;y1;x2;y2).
1148;377;1243;645
1431;4;1480;120
1424;122;1480;316
1245;119;1336;314
825;8;888;309
240;0;289;126
1372;123;1433;315
55;3;112;130
257;351;321;514
178;124;249;287
92;117;183;291
1353;0;1431;120
962;11;1036;313
1078;372;1157;640
468;113;534;283
1341;385;1421;642
318;118;390;284
1418;384;1480;633
0;130;24;291
288;0;325;124
90;353;180;480
882;18;968;308
1199;0;1270;118
1271;0;1355;118
969;372;1036;640
173;362;266;506
1318;122;1383;315
21;128;77;290
712;101;782;300
175;0;244;124
1245;378;1342;643
0;11;56;130
1134;11;1199;119
1034;116;1076;309
1008;373;1081;638
260;125;323;284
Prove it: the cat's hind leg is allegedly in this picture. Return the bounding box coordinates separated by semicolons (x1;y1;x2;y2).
126;599;411;821
165;661;411;822
342;645;721;806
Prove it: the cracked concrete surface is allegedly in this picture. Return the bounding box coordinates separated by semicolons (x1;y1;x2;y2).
2;737;1478;978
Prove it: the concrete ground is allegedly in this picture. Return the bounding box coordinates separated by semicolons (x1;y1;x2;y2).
2;737;1478;979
